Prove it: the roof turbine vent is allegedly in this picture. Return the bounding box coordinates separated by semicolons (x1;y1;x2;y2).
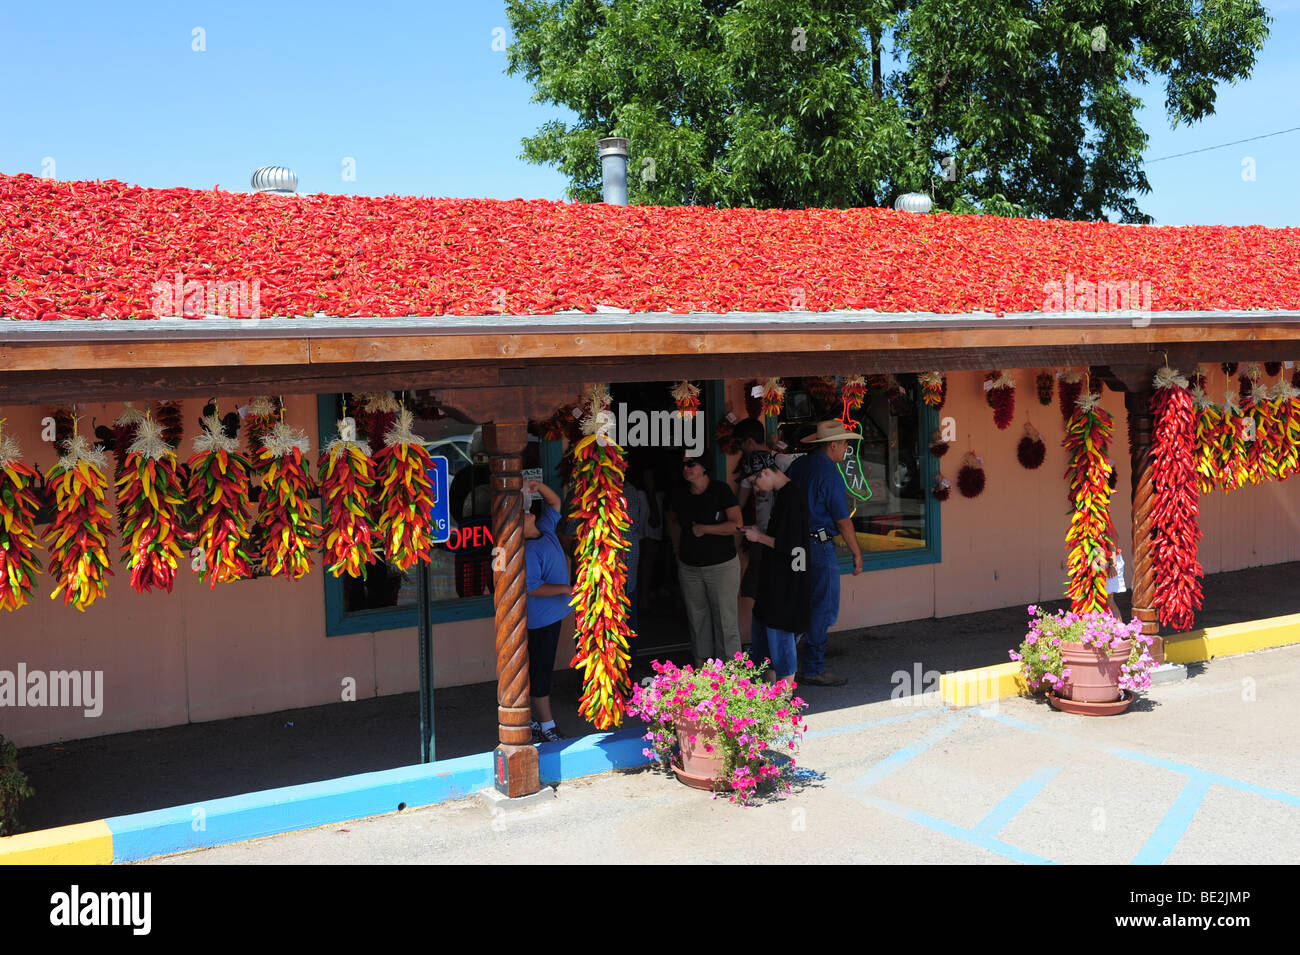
251;165;299;195
893;192;933;214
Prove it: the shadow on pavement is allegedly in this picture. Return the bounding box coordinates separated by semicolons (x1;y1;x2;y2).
14;562;1297;833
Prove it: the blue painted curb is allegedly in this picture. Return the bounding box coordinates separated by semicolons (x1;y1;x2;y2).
538;727;653;783
104;728;654;862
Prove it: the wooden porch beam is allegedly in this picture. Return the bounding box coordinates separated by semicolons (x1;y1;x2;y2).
6;323;1300;377
2;339;1295;407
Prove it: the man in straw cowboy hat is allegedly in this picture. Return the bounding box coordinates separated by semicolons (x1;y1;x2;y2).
784;420;864;686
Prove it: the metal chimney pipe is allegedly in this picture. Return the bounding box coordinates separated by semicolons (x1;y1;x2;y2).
596;137;630;205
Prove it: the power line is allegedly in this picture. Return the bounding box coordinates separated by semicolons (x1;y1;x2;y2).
1143;125;1300;163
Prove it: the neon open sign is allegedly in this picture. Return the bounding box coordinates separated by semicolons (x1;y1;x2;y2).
443;526;496;550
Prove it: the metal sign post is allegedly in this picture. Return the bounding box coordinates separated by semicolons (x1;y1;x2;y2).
419;456;450;764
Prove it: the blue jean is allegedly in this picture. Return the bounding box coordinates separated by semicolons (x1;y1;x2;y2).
763;626;799;679
802;538;840;677
751;614;798;678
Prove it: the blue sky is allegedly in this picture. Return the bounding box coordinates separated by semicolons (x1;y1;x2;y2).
1;0;1296;226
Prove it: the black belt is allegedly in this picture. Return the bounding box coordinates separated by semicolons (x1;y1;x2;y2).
810;528;832;542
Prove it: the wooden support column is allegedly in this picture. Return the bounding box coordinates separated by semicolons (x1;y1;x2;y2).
484;421;539;797
1096;364;1163;663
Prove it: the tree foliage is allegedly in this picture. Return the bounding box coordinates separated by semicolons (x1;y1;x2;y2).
505;0;1271;221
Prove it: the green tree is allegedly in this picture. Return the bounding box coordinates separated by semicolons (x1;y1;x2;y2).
504;0;1270;221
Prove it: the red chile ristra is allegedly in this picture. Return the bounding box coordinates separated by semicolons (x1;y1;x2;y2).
1149;368;1204;632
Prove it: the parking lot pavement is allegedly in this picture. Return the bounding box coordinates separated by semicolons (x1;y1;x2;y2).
149;644;1300;865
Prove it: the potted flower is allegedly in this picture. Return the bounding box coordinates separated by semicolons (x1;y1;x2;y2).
629;653;808;804
1009;605;1156;715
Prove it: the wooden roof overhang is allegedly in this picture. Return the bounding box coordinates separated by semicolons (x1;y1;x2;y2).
4;309;1300;414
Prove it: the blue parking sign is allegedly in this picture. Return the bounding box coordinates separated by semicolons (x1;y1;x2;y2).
427;456;450;544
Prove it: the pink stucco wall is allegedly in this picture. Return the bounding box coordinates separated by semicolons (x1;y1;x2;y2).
3;368;1298;747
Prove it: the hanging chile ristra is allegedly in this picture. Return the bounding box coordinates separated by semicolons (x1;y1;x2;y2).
0;428;44;612
1036;371;1055;406
319;415;377;578
44;433;116;610
187;413;255;587
761;378;786;419
986;370;1016;429
1063;391;1115;614
1240;364;1267;484
111;403;145;478
116;416;191;594
671;380;701;417
919;371;946;409
153;401;184;451
1149;367;1204;632
373;408;436;572
1215;393;1249;492
840;375;867;422
244;396;280;474
255;421;321;580
1058;370;1083;424
806;376;838;410
358;393;400;526
1255;383;1287;482
569;385;633;730
351;392;400;451
956;452;986;498
1017;422;1046;469
1276;382;1300;480
50;406;76;450
1191;381;1220;494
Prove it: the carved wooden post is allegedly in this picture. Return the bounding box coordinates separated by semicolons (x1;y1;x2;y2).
1124;387;1162;661
484;421;539;797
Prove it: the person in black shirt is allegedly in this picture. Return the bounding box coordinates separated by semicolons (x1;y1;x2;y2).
743;463;811;683
668;451;742;667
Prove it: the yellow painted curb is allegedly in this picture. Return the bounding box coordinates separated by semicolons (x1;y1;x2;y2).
1165;613;1300;664
0;820;113;865
941;662;1027;706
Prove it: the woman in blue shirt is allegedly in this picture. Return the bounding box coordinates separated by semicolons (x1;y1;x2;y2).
524;479;572;743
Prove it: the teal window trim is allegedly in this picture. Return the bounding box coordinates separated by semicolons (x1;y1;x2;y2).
318;393;560;637
833;388;942;575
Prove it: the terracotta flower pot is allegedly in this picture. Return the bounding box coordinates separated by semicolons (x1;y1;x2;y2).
672;711;728;791
1058;638;1132;703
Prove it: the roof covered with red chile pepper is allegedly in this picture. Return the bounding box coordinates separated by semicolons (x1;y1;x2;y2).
4;172;1300;322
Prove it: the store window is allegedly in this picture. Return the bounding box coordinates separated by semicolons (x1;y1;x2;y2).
775;375;940;570
319;393;547;636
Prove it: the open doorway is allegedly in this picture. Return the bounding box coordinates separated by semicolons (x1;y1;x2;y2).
609;380;704;661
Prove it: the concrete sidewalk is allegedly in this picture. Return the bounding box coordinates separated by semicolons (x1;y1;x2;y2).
151;643;1300;865
13;561;1300;834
